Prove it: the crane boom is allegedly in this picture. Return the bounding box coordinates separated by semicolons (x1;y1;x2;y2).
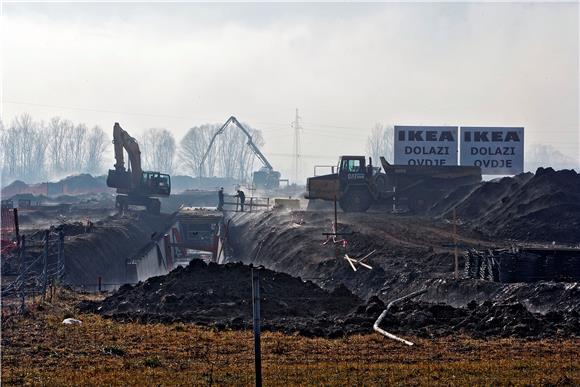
200;116;273;171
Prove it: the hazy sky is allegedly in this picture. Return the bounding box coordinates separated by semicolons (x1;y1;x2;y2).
1;2;578;181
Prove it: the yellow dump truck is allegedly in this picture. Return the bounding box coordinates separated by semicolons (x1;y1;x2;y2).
306;156;481;212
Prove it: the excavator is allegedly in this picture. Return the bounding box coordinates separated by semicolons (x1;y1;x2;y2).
106;122;171;214
200;116;281;189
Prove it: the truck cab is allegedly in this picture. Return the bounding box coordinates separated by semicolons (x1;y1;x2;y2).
307;155;377;212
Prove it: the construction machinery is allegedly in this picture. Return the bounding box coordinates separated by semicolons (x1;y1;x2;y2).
200;116;281;190
306;155;481;213
106;122;171;214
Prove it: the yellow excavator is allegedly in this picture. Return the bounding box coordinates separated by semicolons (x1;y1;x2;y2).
106;122;171;214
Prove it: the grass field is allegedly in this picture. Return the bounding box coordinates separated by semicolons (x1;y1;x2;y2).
2;290;579;386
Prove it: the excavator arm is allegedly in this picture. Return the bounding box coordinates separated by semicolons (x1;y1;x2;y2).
113;122;142;188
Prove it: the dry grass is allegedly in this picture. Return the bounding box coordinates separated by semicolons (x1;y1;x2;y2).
2;290;579;386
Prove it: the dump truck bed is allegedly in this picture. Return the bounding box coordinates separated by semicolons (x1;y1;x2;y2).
379;157;482;180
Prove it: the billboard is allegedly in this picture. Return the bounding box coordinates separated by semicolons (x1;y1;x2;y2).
394;126;458;166
460;127;524;175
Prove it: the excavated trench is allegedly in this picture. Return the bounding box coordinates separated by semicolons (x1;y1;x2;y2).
223;210;580;314
74;207;580;339
60;212;177;290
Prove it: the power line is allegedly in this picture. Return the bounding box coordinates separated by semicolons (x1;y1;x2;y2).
3;100;196;121
3;100;373;134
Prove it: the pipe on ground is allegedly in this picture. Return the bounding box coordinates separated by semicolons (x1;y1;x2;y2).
373;288;428;346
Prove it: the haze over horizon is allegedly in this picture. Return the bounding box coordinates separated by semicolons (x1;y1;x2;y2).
1;2;578;182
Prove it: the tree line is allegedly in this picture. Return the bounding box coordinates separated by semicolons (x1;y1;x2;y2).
0;113;265;184
0;113;108;182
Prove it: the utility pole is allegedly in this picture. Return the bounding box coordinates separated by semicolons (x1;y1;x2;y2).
252;267;262;387
291;109;302;184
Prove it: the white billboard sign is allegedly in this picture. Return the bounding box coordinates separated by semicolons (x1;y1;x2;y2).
394;126;458;166
460;127;524;175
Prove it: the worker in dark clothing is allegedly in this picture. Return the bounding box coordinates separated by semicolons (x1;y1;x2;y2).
217;187;224;211
235;189;246;212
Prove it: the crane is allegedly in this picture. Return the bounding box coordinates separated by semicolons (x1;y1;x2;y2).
200;116;281;189
106;122;171;214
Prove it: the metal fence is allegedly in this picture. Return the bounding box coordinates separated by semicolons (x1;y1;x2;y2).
1;230;65;309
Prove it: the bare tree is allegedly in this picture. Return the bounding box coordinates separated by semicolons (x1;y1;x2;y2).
85;125;109;174
1;113;47;181
179;124;218;177
1;114;112;182
366;123;394;165
140;128;176;174
47;117;67;173
69;123;88;170
179;122;265;180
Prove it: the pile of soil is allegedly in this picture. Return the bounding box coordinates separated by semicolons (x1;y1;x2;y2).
91;260;361;332
83;260;580;339
434;168;580;243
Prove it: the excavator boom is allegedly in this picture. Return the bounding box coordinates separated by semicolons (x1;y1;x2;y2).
113;122;142;188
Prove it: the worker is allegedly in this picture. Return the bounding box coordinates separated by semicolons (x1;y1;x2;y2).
217;187;224;211
235;189;246;212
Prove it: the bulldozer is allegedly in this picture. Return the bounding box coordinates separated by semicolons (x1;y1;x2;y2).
306;155;481;213
106;122;171;214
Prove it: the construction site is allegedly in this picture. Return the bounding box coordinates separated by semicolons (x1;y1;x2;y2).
1;118;579;385
1;2;579;386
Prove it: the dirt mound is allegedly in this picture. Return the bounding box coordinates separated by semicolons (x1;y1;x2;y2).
1;174;110;198
83;260;580;339
434;168;580;243
93;260;361;328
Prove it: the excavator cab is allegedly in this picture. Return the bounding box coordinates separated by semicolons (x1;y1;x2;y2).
140;171;171;196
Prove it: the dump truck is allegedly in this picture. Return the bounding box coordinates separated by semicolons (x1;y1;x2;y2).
106;122;171;214
306;155;481;212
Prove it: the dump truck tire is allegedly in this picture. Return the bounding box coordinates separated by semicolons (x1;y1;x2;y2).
375;174;388;192
339;188;372;212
